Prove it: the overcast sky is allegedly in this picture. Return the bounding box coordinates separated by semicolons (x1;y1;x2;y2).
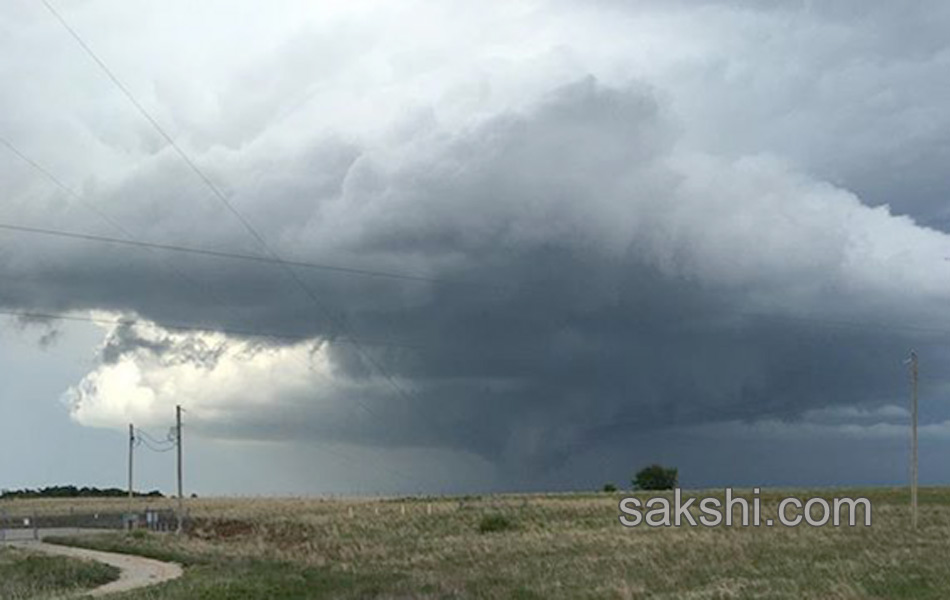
3;0;950;496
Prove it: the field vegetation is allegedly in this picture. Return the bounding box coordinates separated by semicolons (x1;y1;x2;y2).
0;545;119;599
5;487;950;598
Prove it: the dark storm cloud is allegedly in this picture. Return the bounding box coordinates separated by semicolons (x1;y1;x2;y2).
4;0;950;478
23;79;950;466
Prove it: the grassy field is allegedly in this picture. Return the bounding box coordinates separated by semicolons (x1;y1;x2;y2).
0;545;119;599
5;487;950;598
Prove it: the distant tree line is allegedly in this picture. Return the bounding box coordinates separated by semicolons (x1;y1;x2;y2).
0;485;164;499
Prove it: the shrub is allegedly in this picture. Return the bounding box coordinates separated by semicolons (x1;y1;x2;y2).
602;483;618;492
633;464;678;490
478;513;515;533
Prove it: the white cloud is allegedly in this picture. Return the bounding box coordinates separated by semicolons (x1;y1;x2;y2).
66;319;338;430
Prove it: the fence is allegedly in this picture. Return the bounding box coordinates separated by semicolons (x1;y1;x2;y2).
0;506;182;541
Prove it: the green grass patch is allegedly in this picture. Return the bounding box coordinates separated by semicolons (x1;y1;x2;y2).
46;532;206;566
47;532;404;599
0;546;119;599
478;513;517;533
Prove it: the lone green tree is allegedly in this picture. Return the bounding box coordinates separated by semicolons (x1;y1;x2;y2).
633;464;678;490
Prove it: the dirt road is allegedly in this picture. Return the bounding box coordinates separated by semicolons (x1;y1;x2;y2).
6;537;183;597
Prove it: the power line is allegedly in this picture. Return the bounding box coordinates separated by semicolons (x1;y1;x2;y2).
0;137;129;234
3;135;430;493
908;351;919;530
2;120;439;494
0;221;505;290
135;427;176;448
133;428;176;454
176;405;183;533
39;0;303;272
0;131;507;294
0;133;442;467
137;437;176;453
8;206;950;342
0;141;433;491
9;130;950;347
40;0;480;462
5;134;949;346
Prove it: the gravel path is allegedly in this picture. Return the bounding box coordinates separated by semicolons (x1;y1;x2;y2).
6;538;183;597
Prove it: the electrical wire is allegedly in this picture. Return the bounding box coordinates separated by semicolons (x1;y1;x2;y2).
134;429;177;453
1;142;426;491
0;220;508;291
39;0;444;441
0;128;446;449
135;427;176;448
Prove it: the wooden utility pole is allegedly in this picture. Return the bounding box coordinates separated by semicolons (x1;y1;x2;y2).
910;351;919;530
128;423;135;516
176;405;183;534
